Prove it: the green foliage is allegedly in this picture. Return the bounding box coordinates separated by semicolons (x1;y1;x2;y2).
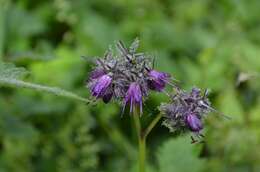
0;62;98;171
0;113;39;172
157;136;205;172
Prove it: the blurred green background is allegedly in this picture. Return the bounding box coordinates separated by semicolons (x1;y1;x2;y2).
1;0;260;171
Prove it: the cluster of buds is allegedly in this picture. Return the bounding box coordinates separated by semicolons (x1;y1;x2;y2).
160;87;228;142
87;39;172;113
160;88;210;132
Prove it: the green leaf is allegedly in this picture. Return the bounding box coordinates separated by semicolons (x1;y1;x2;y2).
157;136;205;172
0;62;90;104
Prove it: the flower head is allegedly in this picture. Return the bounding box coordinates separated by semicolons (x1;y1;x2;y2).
148;70;170;91
86;39;173;115
124;82;143;113
160;87;210;134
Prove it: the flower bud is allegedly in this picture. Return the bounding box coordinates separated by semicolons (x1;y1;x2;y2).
91;74;112;98
148;70;170;91
186;113;203;132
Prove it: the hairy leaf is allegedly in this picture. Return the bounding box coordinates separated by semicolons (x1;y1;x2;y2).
0;62;90;103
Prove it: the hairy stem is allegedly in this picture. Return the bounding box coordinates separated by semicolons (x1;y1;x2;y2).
133;108;141;138
133;108;145;172
133;110;163;172
143;113;162;139
139;138;146;172
0;78;90;103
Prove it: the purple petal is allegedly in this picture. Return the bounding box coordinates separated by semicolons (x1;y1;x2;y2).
124;82;143;113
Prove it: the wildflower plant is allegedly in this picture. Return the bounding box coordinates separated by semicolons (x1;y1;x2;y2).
0;39;227;172
86;39;227;172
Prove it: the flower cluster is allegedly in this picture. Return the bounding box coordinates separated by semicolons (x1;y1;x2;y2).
86;39;228;143
87;39;172;113
160;87;212;137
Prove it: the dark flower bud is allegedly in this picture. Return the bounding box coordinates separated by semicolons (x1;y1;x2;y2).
148;70;170;91
102;91;113;103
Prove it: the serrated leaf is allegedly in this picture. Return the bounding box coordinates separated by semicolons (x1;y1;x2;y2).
157;136;205;172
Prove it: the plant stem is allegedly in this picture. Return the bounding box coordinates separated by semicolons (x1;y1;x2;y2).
133;108;141;138
139;138;146;172
133;110;163;172
133;108;145;172
143;113;163;139
0;78;91;104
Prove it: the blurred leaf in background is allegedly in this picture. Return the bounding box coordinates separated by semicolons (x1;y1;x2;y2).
157;136;205;172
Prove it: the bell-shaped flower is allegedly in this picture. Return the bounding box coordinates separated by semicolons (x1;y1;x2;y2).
124;82;143;113
186;113;203;132
91;74;112;98
148;70;170;91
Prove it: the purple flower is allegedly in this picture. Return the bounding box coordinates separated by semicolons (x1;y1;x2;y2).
186;113;203;132
148;70;170;91
91;74;112;98
86;40;178;113
124;82;143;113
